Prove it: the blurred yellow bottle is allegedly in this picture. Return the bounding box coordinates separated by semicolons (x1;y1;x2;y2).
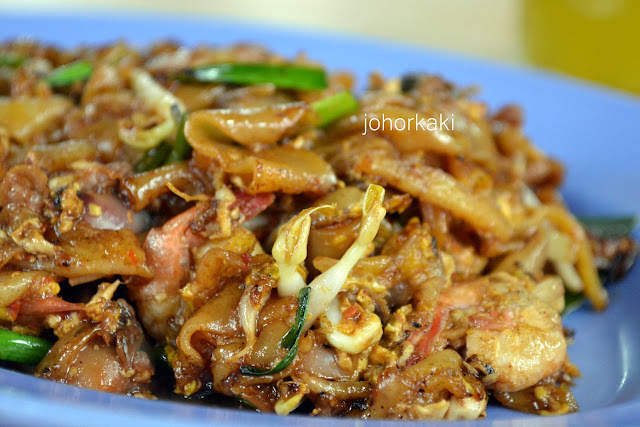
523;0;640;95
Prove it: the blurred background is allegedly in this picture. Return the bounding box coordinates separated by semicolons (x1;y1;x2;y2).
1;0;638;95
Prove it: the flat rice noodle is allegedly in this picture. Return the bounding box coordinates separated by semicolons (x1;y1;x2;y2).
359;105;468;155
0;242;23;270
312;186;364;210
11;223;151;279
332;105;497;165
188;247;252;311
186;110;336;194
295;372;371;399
0;164;48;212
0;96;73;143
242;318;290;368
493;382;578;415
300;344;354;381
172;84;226;112
308;218;360;262
67;119;123;162
81;64;124;105
0;271;57;308
175;280;244;379
191;103;308;146
122;161;194;212
349;137;512;241
382;221;447;324
313;255;398;287
27;140;98;172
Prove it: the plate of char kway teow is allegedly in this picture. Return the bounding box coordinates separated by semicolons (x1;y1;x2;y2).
0;13;639;427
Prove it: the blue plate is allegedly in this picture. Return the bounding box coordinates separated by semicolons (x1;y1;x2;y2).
0;13;639;427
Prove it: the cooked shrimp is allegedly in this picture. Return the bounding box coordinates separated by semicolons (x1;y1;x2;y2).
130;192;274;342
440;272;567;392
128;206;202;341
37;298;153;395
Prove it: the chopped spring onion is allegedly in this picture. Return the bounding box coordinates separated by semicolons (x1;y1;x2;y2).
133;142;172;173
45;60;93;87
578;216;637;239
165;114;192;164
236;397;258;410
562;291;587;317
240;287;310;376
177;63;328;90
311;91;359;127
280;287;311;350
0;328;51;364
151;345;173;372
0;52;25;68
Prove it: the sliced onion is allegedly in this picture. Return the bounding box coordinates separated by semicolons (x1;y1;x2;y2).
118;69;186;150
